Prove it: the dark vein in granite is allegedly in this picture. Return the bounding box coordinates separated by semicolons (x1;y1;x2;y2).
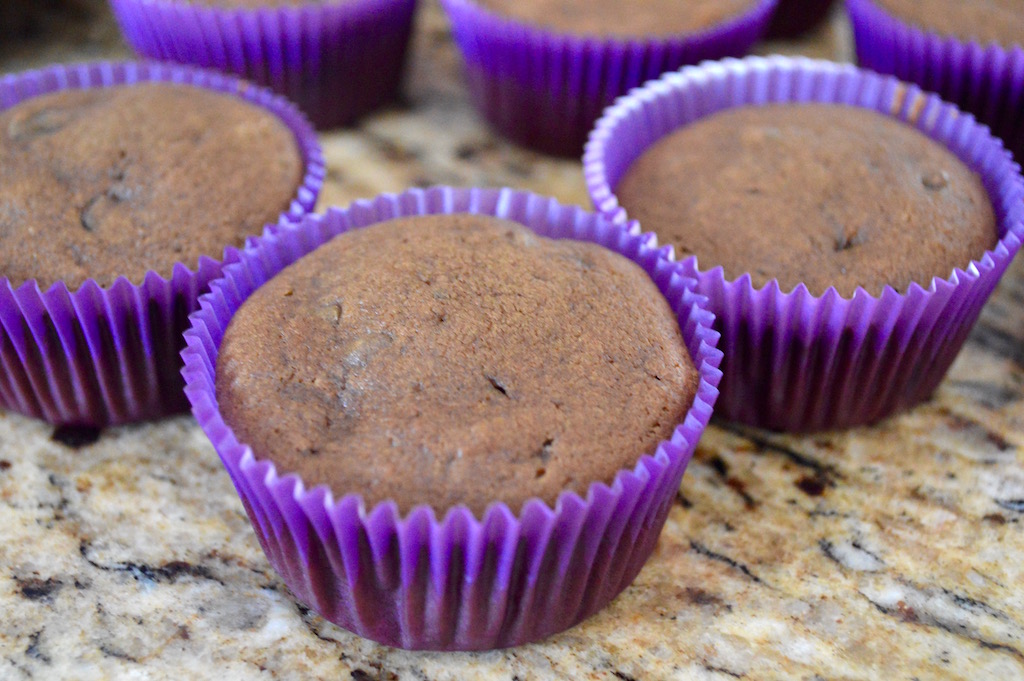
818;539;885;571
861;586;1024;664
98;644;138;663
703;663;745;678
948;380;1020;410
939;411;1015;452
703;454;759;509
25;630;49;665
15;576;63;602
718;424;841;480
969;322;1024;368
689;541;766;586
79;540;224;585
996;499;1024;513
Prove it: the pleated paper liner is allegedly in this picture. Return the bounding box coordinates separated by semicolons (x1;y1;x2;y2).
847;0;1024;165
0;61;324;426
585;56;1024;432
109;0;417;130
440;0;777;156
181;186;723;650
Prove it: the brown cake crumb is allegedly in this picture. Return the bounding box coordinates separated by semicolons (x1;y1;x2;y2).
217;213;700;515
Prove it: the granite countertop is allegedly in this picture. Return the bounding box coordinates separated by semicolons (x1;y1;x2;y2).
2;3;1023;680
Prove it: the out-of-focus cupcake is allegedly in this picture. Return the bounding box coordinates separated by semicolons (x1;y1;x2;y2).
441;0;777;156
585;56;1024;432
848;0;1024;163
182;186;723;650
0;61;323;426
108;0;418;129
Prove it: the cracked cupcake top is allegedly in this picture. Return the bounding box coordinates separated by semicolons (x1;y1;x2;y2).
615;103;997;297
0;82;303;289
216;213;699;515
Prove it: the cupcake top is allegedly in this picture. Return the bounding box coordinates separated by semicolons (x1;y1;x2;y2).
872;0;1024;48
216;213;699;516
0;82;303;289
614;103;997;297
473;0;760;38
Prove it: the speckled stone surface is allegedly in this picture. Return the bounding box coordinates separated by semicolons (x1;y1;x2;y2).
2;3;1023;680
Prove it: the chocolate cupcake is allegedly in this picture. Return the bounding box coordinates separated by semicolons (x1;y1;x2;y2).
0;61;323;426
848;0;1024;163
441;0;777;156
182;186;723;649
109;0;417;129
585;56;1024;432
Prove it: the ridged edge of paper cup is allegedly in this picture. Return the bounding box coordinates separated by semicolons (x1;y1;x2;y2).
440;0;777;156
110;0;418;129
847;0;1024;162
584;56;1024;432
0;60;324;426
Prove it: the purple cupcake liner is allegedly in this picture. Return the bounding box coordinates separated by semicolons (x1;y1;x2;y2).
847;0;1024;163
109;0;417;129
0;60;324;427
181;186;723;650
767;0;836;38
585;56;1024;432
440;0;777;157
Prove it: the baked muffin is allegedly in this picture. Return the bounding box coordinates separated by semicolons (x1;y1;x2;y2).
0;82;304;290
585;57;1024;432
871;0;1024;48
0;61;321;427
216;213;700;515
441;0;777;155
848;0;1024;165
183;186;723;650
109;0;418;129
614;103;997;298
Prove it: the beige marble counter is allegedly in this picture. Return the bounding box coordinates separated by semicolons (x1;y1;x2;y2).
1;3;1022;679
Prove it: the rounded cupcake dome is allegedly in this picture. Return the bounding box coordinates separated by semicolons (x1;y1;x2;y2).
0;60;324;427
585;56;1024;432
847;0;1024;165
181;185;723;650
108;0;418;129
441;0;778;156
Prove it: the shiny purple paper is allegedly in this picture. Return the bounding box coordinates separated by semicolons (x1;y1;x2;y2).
585;56;1024;432
440;0;777;156
181;186;724;650
0;61;324;426
109;0;418;129
847;0;1024;164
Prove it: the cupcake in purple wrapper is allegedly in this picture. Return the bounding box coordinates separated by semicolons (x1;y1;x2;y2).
585;56;1024;433
181;186;723;650
847;0;1024;163
0;61;323;427
440;0;777;156
108;0;418;129
766;0;836;38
